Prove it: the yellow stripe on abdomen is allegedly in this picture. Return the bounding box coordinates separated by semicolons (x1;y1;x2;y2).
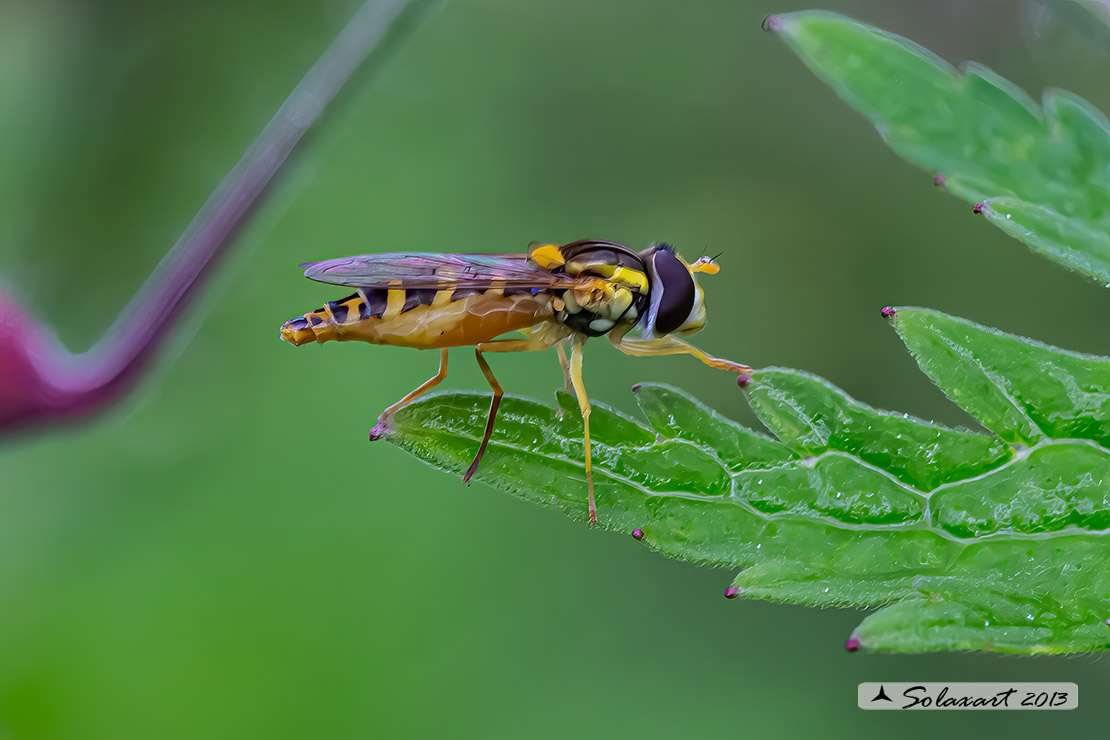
383;288;406;321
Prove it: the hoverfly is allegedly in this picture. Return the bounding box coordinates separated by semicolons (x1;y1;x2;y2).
280;240;750;524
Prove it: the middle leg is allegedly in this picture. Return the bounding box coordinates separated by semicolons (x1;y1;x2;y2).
568;335;597;525
556;340;573;393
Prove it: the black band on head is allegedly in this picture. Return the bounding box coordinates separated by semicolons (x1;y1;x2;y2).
652;250;695;334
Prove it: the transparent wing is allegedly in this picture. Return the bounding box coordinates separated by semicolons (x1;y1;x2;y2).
299;252;580;290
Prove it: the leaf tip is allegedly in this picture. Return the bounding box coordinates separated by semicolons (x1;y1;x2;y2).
631;383;642;393
972;202;985;215
933;173;945;187
880;306;896;320
631;528;644;541
761;13;785;32
368;418;391;441
737;373;752;388
845;636;861;652
724;586;741;599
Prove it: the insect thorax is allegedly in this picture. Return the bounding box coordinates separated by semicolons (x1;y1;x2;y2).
551;242;651;337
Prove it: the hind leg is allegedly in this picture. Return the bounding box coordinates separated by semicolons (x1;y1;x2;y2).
376;348;449;423
462;338;552;483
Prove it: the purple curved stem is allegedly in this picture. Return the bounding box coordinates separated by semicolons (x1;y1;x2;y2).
0;0;416;435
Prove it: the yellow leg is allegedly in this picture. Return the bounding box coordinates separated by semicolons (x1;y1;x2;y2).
568;335;597;525
379;348;449;419
463;339;551;484
611;335;751;374
556;341;573;393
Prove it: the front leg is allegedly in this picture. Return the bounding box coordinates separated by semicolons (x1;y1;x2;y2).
611;334;751;374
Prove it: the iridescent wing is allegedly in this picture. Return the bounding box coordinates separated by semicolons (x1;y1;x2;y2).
299;252;580;290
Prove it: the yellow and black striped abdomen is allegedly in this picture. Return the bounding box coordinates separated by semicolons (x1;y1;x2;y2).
280;287;556;349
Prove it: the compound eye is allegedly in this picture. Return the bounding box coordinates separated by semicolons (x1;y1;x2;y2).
652;250;695;334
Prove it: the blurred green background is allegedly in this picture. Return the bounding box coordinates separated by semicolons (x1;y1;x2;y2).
2;0;1109;737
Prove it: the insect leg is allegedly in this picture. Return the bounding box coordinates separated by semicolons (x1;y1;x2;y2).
463;339;551;484
556;340;573;393
378;348;449;420
568;335;597;526
612;335;751;374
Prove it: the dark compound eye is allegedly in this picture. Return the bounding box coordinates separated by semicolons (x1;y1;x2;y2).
652;249;695;334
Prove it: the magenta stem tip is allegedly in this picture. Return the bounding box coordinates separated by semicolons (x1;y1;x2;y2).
724;586;740;599
736;374;751;388
880;306;896;319
631;528;644;540
368;420;390;441
973;202;985;214
845;636;861;652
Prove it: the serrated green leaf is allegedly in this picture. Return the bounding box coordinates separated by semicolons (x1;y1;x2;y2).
634;383;796;470
746;368;1011;490
892;307;1110;446
384;308;1110;654
856;534;1110;653
979;198;1110;285
769;10;1110;282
